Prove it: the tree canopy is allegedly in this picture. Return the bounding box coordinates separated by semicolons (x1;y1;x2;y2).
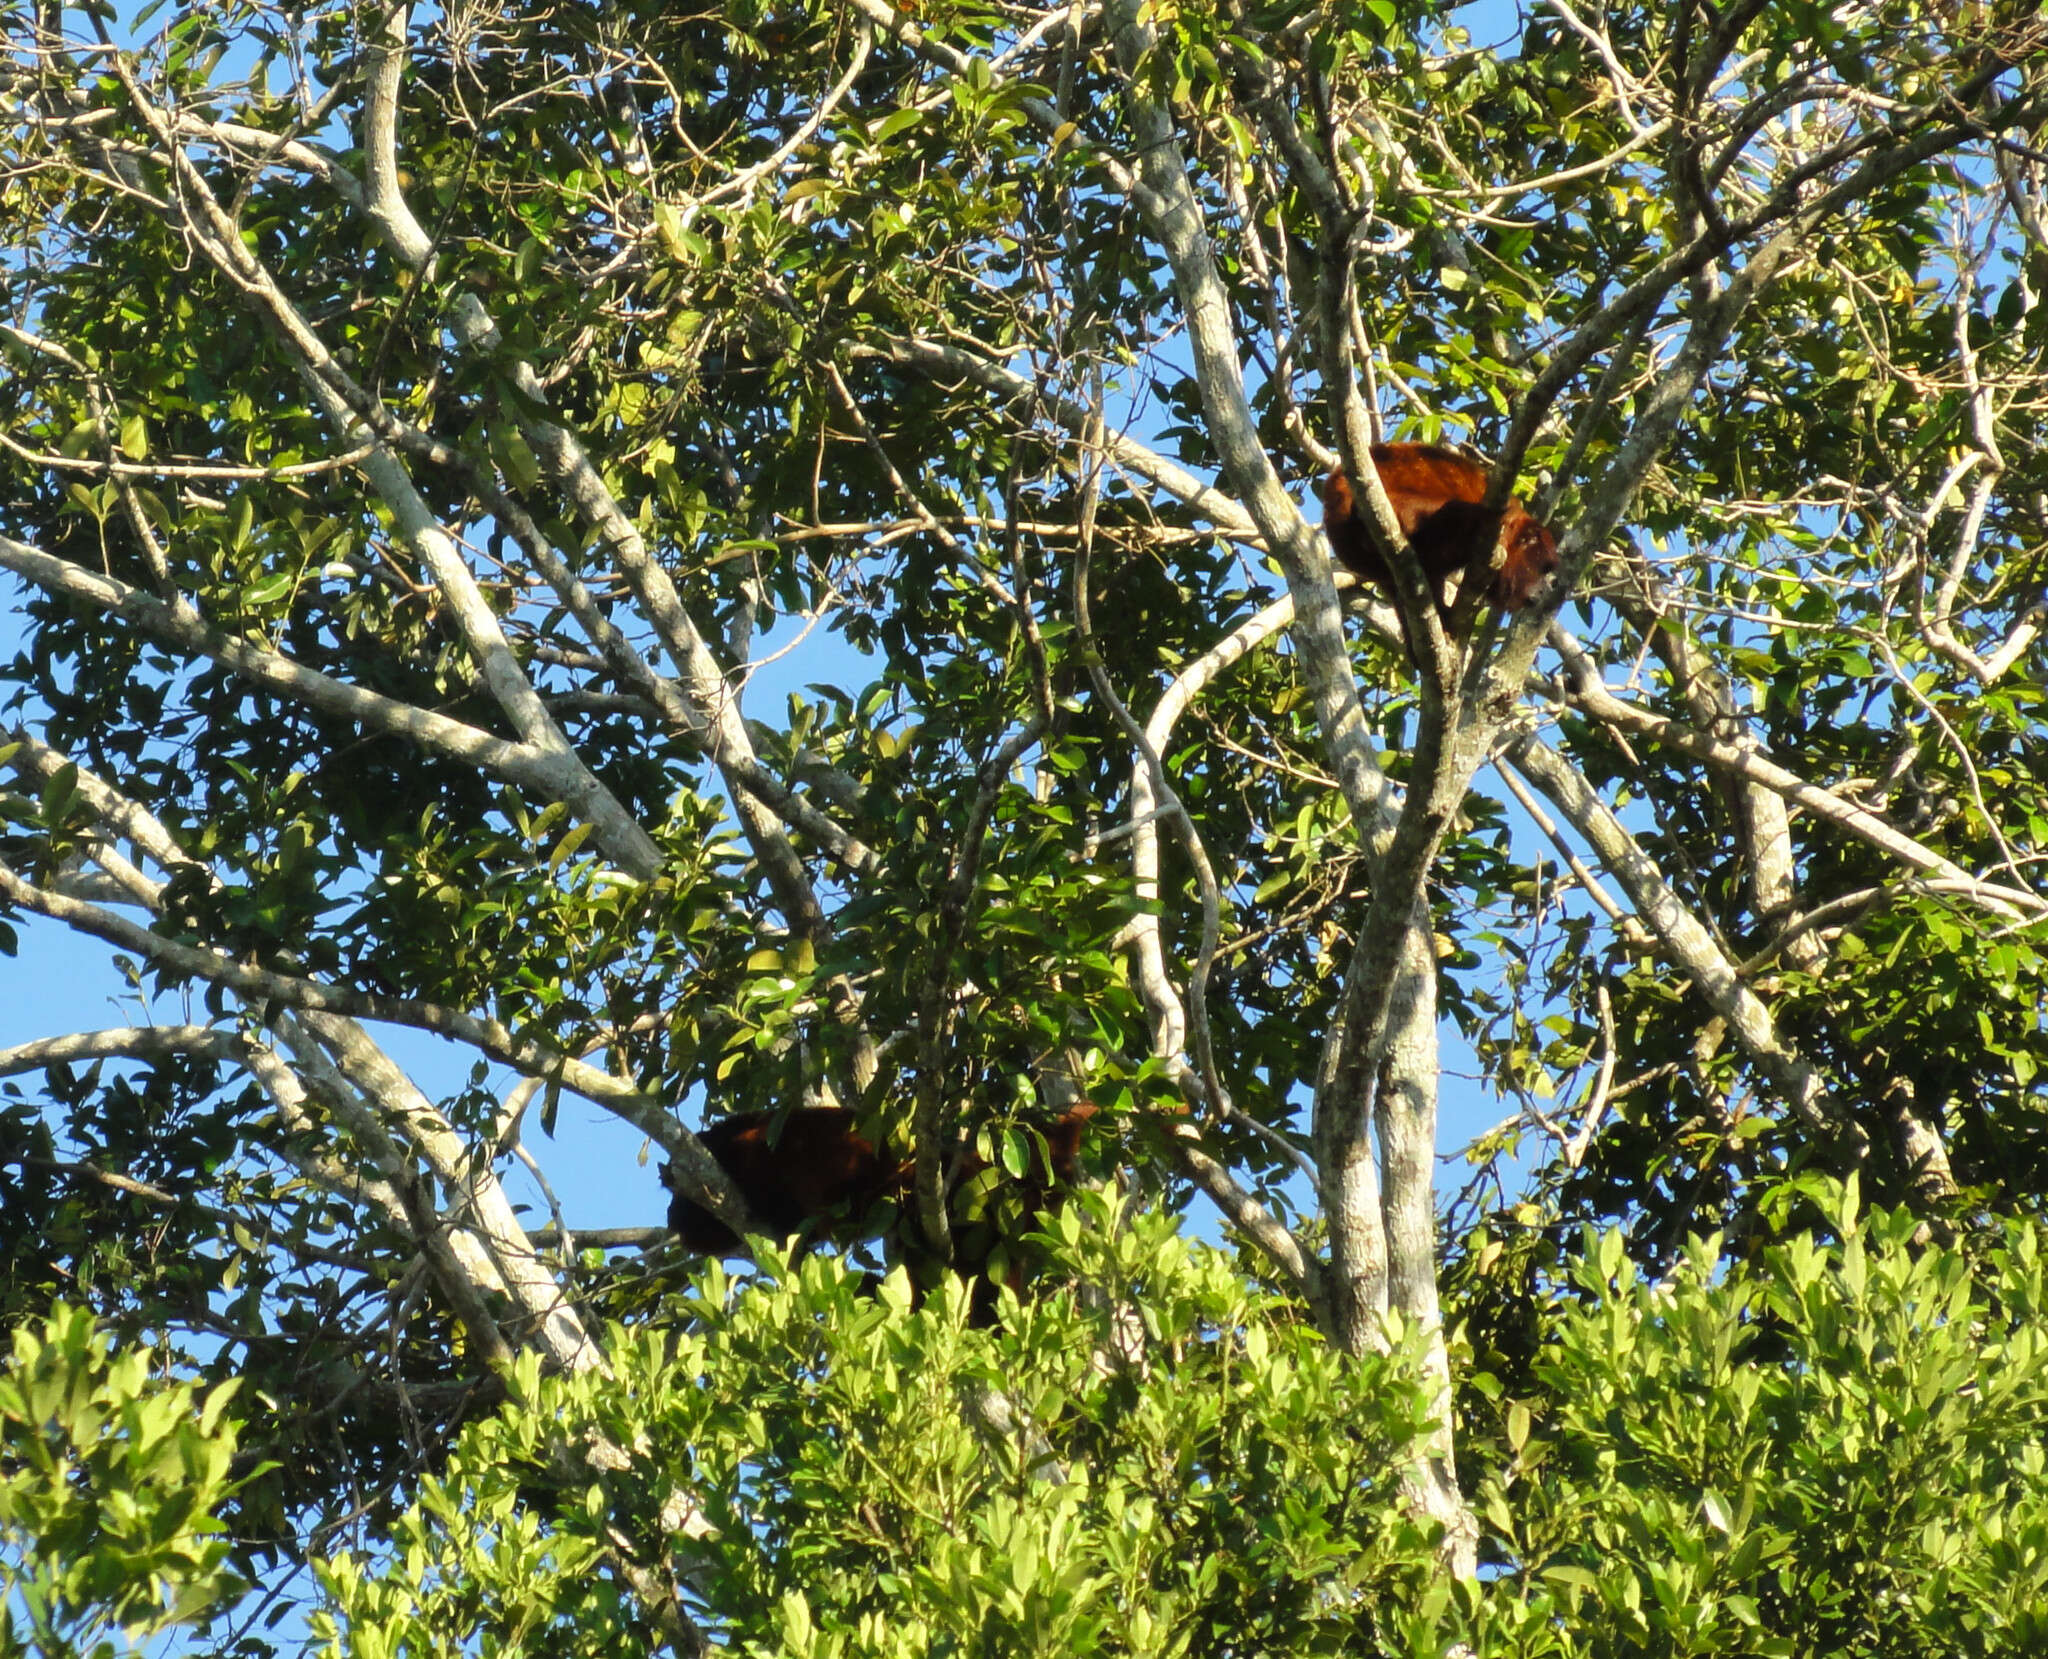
2;0;2047;1647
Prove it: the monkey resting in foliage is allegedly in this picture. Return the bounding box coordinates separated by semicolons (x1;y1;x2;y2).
1321;443;1559;649
662;1107;911;1256
661;1104;1098;1317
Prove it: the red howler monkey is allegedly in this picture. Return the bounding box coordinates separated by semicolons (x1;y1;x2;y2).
662;1103;1095;1260
663;1108;910;1255
1322;444;1558;637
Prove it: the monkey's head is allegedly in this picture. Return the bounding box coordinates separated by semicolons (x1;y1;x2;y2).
1497;511;1560;609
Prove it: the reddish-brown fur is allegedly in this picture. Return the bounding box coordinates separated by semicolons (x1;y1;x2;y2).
663;1102;1097;1259
1322;443;1558;622
663;1107;911;1255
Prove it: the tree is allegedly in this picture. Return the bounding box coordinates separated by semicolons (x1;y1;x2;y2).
18;1196;2048;1656
2;0;2046;1641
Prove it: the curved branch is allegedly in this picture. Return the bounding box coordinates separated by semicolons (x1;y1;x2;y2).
1553;637;2043;919
1503;731;1864;1159
0;1024;242;1075
0;859;756;1243
1126;594;1299;1056
0;535;548;778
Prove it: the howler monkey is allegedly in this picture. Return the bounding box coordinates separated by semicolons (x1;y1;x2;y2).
1322;443;1558;634
662;1103;1096;1260
663;1108;910;1255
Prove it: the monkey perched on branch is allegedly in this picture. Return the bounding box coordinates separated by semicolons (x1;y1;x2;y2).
1322;444;1558;648
663;1107;911;1256
662;1103;1098;1320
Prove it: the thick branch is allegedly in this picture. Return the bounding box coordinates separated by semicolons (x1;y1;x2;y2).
0;860;756;1240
